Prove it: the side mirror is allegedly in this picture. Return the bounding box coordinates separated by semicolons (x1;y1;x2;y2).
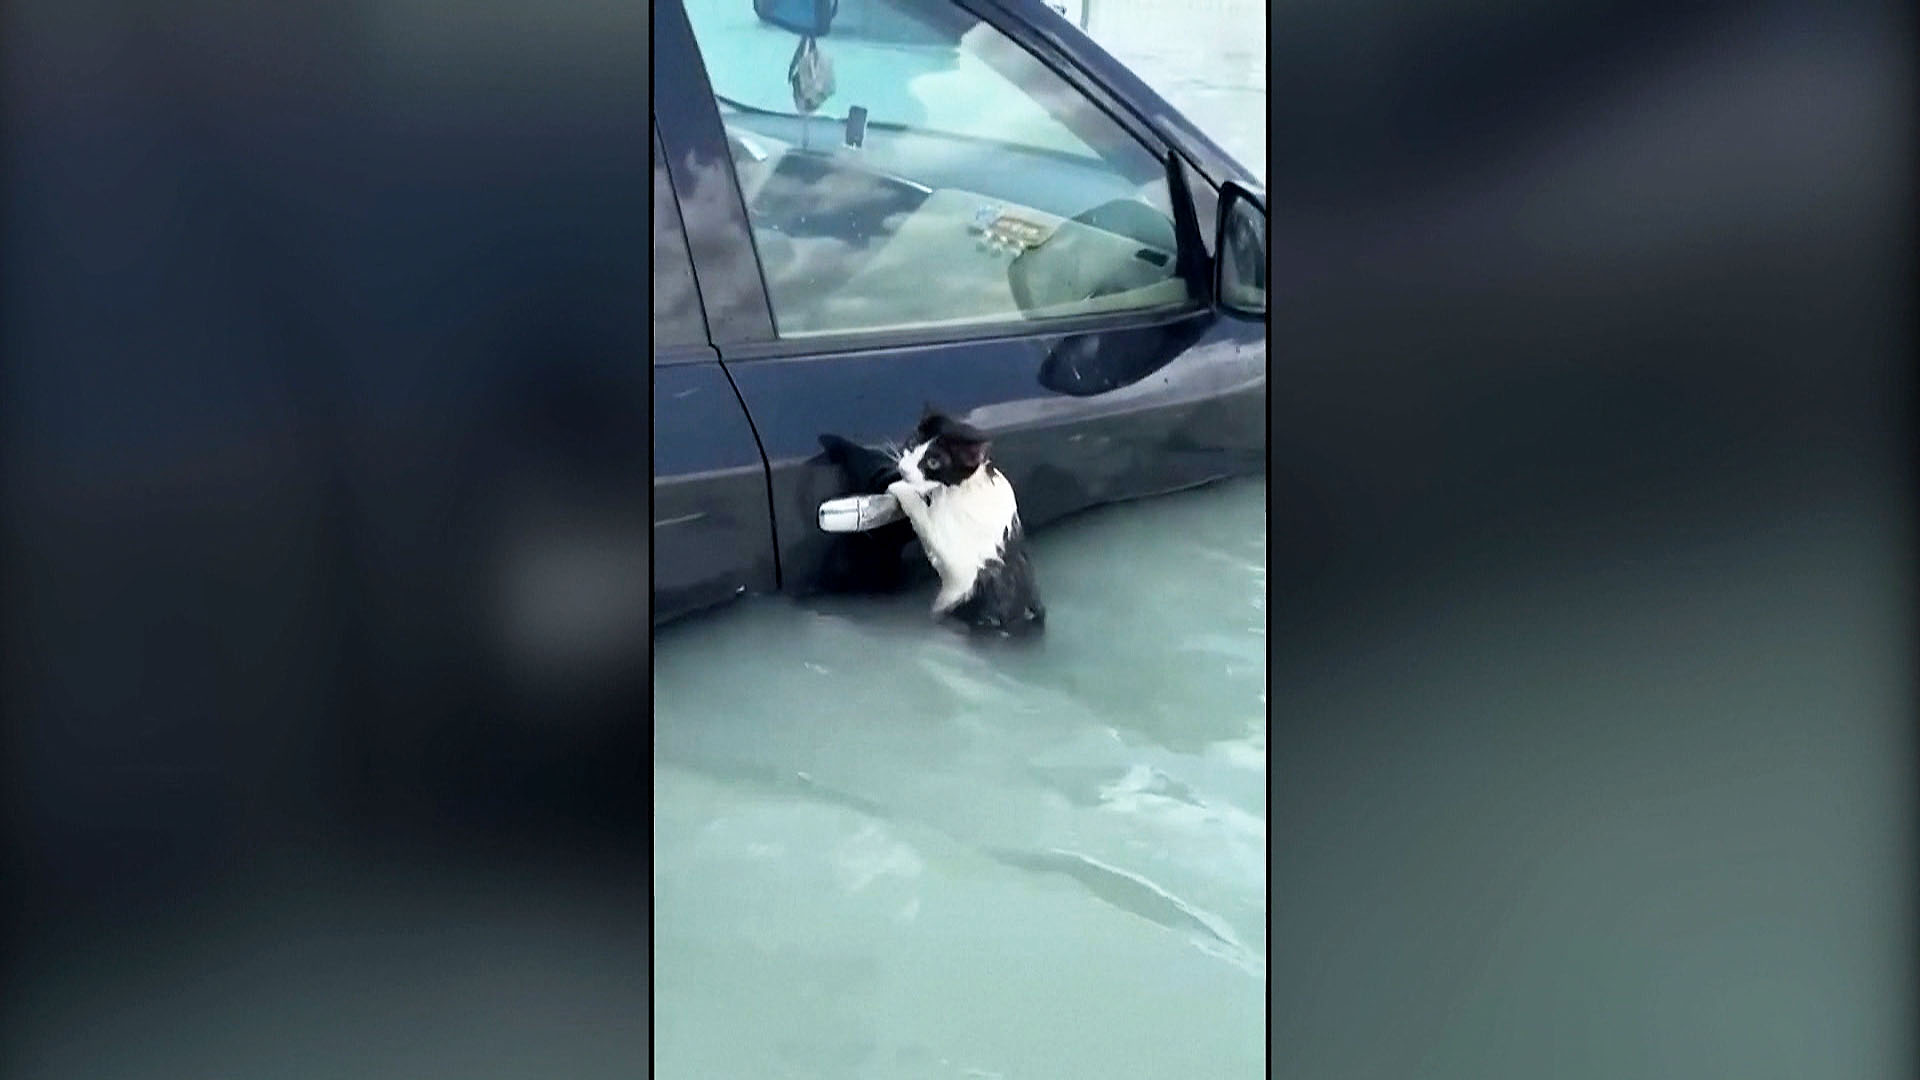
1213;181;1267;319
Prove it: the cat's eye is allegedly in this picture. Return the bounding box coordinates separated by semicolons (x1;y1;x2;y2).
925;453;944;470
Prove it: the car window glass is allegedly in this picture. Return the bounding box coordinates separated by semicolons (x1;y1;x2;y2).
654;129;708;352
683;0;1195;339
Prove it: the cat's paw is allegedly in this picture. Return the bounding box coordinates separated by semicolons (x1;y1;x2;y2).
886;479;925;508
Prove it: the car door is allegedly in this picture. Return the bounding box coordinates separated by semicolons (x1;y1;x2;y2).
656;0;1265;596
652;125;780;624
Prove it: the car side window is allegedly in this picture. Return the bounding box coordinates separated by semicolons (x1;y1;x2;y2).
654;128;709;352
682;0;1195;339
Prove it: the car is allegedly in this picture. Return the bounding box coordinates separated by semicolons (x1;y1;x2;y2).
653;0;1268;625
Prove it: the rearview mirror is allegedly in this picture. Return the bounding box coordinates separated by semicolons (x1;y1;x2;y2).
755;0;839;37
1214;181;1266;319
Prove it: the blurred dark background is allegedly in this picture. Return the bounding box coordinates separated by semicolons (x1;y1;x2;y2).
2;1;650;1076
1266;0;1913;1076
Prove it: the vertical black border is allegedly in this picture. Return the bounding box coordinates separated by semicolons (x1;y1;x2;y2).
645;9;660;1078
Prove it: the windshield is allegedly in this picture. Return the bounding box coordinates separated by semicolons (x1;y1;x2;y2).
679;0;1191;338
686;0;1104;160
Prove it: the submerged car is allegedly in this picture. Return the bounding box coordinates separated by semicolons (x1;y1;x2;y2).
654;0;1268;624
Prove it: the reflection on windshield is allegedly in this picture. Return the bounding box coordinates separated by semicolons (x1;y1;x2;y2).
682;0;1193;338
687;0;1100;160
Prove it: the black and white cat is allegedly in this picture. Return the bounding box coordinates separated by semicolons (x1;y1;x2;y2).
884;411;1045;635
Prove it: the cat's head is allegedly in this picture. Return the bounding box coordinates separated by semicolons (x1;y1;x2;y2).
897;406;991;487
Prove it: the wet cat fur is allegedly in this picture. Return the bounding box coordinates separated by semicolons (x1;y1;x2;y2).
818;410;1044;635
886;411;1044;635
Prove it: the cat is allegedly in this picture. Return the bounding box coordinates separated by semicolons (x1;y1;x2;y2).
884;410;1045;636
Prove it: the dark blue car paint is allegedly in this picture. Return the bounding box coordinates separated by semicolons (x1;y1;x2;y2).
724;314;1264;603
652;360;782;617
652;0;1267;625
653;129;784;619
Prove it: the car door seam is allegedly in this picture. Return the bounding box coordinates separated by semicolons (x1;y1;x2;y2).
712;358;784;591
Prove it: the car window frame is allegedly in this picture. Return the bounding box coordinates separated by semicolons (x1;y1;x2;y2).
654;0;782;346
658;0;1220;361
652;123;716;362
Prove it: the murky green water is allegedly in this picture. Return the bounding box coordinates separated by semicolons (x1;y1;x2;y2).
653;477;1266;1078
654;3;1268;1073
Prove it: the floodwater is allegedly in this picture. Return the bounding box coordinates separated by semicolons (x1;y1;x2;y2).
654;3;1268;1076
653;477;1267;1078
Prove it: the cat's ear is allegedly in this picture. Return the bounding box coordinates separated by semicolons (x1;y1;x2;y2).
915;402;945;440
943;415;989;444
951;436;991;469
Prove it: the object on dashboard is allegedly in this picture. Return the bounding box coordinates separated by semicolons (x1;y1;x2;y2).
844;105;868;149
968;204;1003;233
967;205;1051;256
990;214;1050;251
